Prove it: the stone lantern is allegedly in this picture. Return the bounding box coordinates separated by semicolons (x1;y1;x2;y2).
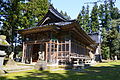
0;35;10;73
0;51;7;66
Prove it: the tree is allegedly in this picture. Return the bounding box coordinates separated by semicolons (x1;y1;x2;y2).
101;28;110;59
60;10;64;16
111;7;120;19
99;4;105;29
0;0;21;52
77;5;90;33
77;12;82;26
81;6;86;30
111;38;120;59
85;5;90;33
19;0;48;29
108;0;120;19
99;0;119;59
60;10;71;20
90;4;99;32
0;0;49;53
64;12;71;20
109;19;120;59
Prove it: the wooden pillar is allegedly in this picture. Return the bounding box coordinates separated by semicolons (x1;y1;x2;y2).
61;42;63;57
22;42;26;63
69;40;71;62
45;42;48;63
56;40;59;65
53;40;56;63
65;41;67;57
30;45;33;64
49;40;52;63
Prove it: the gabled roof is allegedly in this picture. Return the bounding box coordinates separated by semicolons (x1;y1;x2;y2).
37;5;72;26
88;32;101;44
18;5;96;45
19;5;75;33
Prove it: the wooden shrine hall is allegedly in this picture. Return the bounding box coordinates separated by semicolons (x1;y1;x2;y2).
19;5;96;65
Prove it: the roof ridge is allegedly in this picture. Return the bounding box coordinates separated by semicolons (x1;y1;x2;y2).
37;5;69;26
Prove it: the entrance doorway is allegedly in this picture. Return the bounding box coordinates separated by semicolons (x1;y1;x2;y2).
32;44;45;62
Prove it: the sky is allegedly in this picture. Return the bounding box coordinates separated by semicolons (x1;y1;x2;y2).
51;0;120;19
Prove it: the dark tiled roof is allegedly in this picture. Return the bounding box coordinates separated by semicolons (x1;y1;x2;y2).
19;5;75;31
37;5;72;26
88;32;101;43
18;5;95;45
19;21;75;31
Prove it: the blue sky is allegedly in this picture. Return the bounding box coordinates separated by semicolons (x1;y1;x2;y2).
51;0;120;19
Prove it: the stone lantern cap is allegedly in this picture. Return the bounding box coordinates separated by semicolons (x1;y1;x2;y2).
0;35;10;46
0;51;6;56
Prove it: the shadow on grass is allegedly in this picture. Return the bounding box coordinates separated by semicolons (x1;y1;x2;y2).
1;63;120;80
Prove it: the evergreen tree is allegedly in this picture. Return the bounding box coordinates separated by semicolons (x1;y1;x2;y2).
19;0;48;29
60;10;64;16
77;12;82;26
108;0;118;19
107;26;120;59
77;5;90;33
0;0;49;53
60;10;71;20
111;7;120;19
85;5;90;33
29;0;48;22
0;0;21;52
64;12;71;20
81;6;86;30
90;4;99;32
108;19;120;59
112;37;120;59
99;1;110;59
104;1;111;30
100;0;120;59
99;4;104;28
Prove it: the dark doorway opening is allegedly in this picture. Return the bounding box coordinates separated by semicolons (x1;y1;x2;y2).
32;44;45;62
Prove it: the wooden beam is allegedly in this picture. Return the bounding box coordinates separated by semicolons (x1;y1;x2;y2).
22;42;25;63
69;40;71;62
22;43;27;63
49;40;52;62
46;42;48;63
56;40;59;64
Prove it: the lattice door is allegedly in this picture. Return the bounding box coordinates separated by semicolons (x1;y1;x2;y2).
46;40;58;64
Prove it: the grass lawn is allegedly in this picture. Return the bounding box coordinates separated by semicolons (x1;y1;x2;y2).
1;61;120;80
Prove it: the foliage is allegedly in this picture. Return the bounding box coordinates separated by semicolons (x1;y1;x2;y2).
18;0;48;29
77;5;90;33
111;7;120;19
0;0;21;52
101;22;120;59
99;0;120;59
90;4;99;32
111;38;120;55
101;45;110;59
77;0;120;59
0;0;49;53
60;10;71;20
17;51;22;57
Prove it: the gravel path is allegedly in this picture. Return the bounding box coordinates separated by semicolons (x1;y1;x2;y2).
2;65;34;73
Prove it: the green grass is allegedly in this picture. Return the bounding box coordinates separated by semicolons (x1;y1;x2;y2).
1;61;120;80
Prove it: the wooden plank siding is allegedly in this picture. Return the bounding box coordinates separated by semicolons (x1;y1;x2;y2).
19;6;96;65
